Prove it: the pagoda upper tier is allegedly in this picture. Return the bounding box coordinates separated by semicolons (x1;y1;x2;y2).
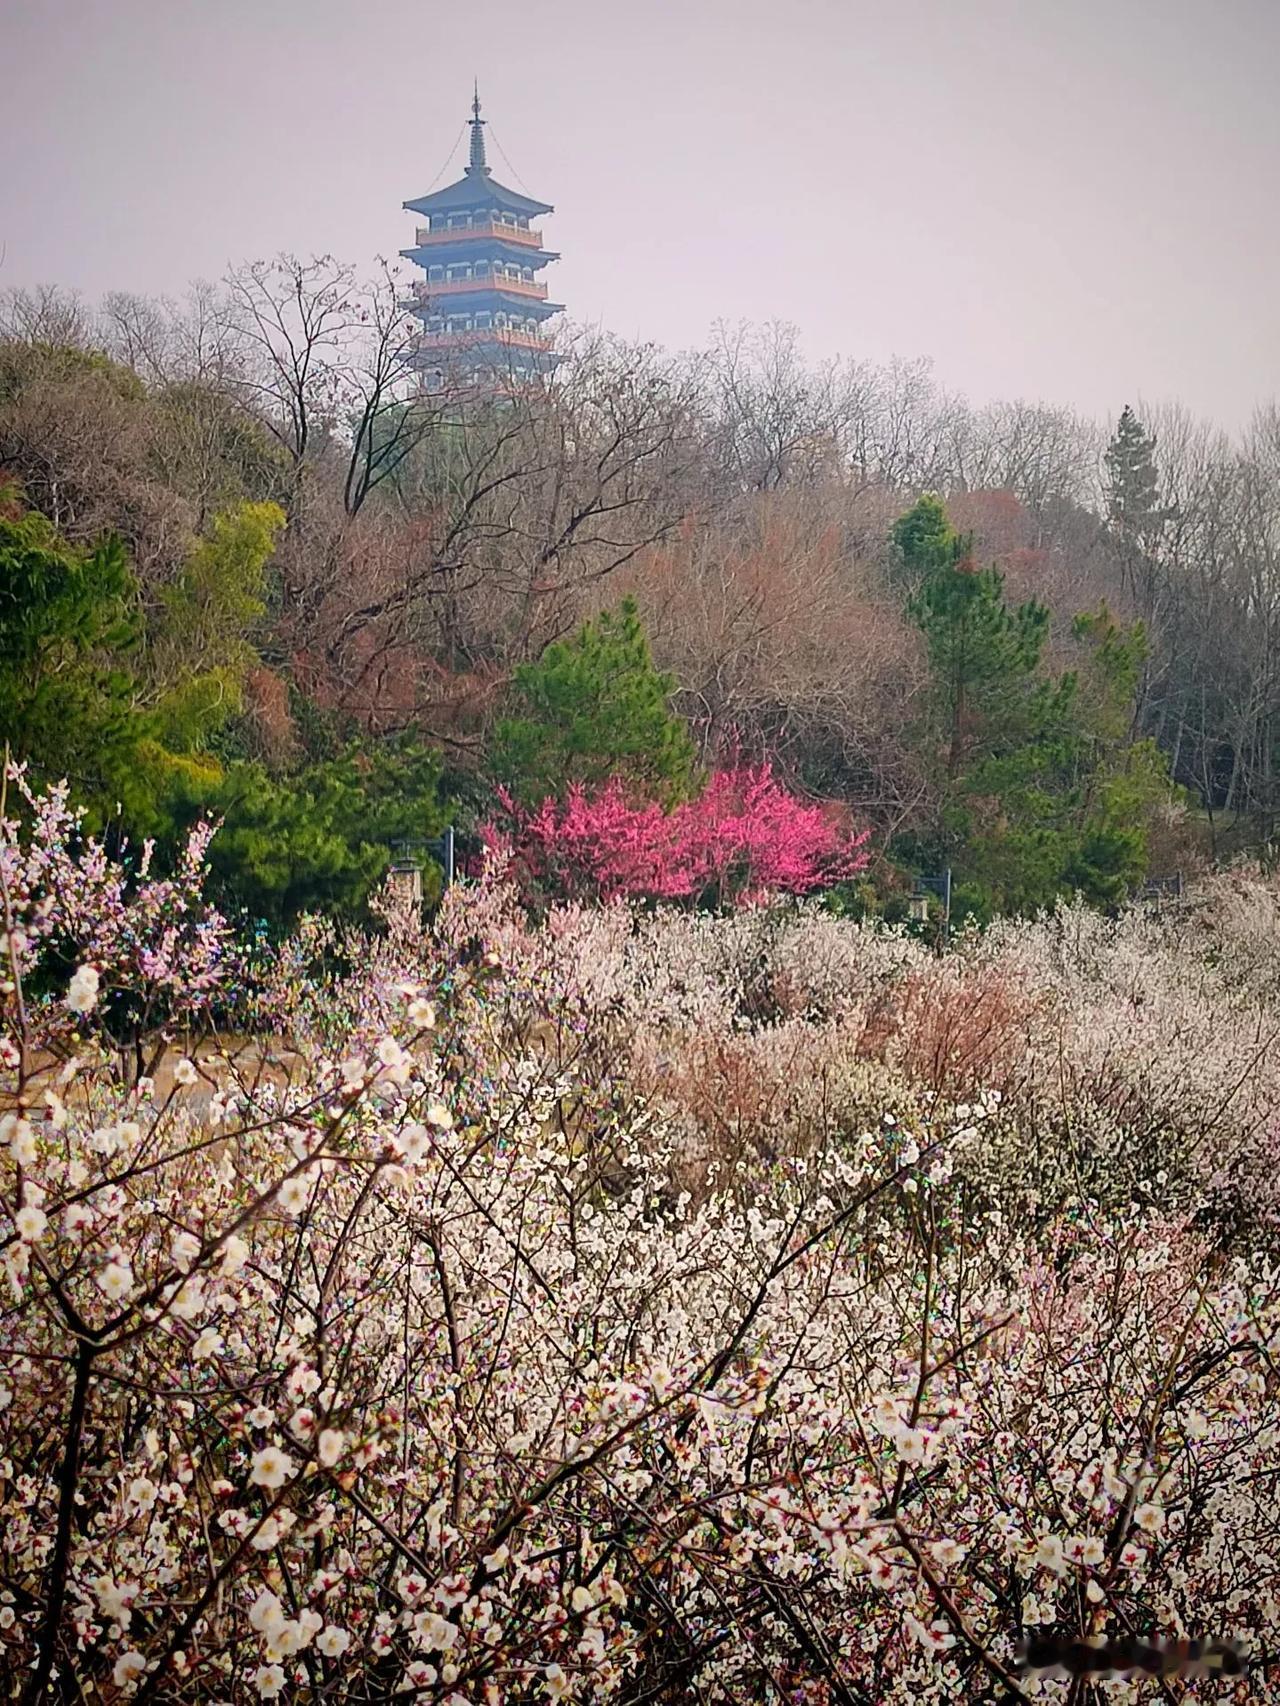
401;90;562;392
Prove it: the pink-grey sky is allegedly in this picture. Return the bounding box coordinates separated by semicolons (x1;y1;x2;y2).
3;0;1277;429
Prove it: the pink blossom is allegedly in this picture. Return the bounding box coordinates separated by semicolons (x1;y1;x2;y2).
484;762;869;908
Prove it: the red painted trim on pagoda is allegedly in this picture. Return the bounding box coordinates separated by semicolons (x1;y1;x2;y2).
409;276;549;302
412;222;544;250
414;328;553;354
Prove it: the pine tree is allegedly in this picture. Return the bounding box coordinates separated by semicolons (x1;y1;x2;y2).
909;547;1051;780
202;733;448;925
896;499;1170;915
1104;406;1164;541
891;492;971;579
1104;406;1175;626
492;597;698;806
0;497;144;818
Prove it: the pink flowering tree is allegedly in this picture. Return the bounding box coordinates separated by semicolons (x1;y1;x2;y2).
483;762;870;909
0;766;238;1073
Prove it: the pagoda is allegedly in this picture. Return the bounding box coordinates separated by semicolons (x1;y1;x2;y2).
401;89;562;394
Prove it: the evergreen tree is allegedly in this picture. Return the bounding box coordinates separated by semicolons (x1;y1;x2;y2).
908;542;1053;780
0;490;452;924
150;500;285;749
0;498;235;837
194;734;449;926
0;494;146;817
956;610;1169;912
1104;406;1164;541
1104;405;1175;628
1061;606;1170;901
492;597;697;806
896;498;1170;916
891;492;971;579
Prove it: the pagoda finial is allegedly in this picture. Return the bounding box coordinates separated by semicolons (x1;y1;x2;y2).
468;82;488;173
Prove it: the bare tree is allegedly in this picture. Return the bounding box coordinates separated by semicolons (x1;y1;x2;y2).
331;330;703;646
0;284;95;349
621;485;931;832
701;320;853;493
220;254;440;517
0;322;194;578
946;397;1098;512
98;291;177;384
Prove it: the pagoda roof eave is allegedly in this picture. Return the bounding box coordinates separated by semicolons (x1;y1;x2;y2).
408;297;566;319
399;244;562;267
403;167;552;219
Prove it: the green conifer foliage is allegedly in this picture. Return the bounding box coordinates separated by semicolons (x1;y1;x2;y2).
151;500;285;748
201;734;447;925
1104;406;1165;542
897;497;1170;915
492;597;698;806
1104;406;1177;633
891;492;971;579
907;527;1051;781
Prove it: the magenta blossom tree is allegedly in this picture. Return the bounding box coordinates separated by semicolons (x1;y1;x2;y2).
483;762;870;908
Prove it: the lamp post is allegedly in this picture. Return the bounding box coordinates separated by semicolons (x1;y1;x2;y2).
388;828;457;913
429;827;456;889
910;868;952;949
1136;871;1182;910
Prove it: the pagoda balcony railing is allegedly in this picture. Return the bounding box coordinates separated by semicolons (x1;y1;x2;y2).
415;328;553;354
413;221;544;249
409;275;548;302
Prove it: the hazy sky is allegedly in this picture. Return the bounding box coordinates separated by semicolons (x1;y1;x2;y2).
4;0;1277;430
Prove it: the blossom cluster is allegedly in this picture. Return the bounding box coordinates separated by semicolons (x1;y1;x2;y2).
1;787;1278;1701
0;764;236;1048
438;874;1280;1230
483;763;870;908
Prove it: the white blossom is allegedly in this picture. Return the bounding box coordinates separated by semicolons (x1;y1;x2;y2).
4;1117;36;1166
97;1260;134;1302
317;1428;345;1467
14;1204;47;1243
66;964;100;1014
250;1446;295;1490
254;1664;286;1699
112;1650;146;1687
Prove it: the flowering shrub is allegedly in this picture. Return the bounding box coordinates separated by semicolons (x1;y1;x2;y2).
2;796;1280;1700
5;1036;1279;1700
0;767;236;1070
483;763;870;909
464;879;1280;1232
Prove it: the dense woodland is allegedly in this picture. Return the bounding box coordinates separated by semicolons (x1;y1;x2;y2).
4;265;1279;924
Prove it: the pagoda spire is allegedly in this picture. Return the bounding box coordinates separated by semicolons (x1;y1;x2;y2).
468;82;488;174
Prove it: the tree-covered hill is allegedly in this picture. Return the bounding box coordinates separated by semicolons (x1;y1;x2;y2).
3;285;1275;921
